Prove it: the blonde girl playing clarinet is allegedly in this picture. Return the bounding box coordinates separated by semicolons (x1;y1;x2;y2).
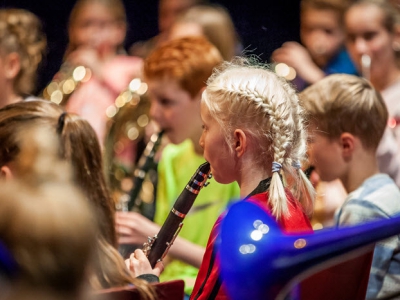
191;57;315;299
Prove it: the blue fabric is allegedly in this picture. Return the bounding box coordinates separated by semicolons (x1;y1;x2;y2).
324;48;358;76
293;47;358;91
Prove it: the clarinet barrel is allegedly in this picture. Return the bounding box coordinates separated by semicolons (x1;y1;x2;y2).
144;162;211;267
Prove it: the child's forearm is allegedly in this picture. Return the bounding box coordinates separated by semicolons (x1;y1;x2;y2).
168;237;205;268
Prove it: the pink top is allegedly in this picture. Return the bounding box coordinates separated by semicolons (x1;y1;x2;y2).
65;55;143;144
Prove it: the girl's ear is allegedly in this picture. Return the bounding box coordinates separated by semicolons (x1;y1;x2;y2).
4;52;21;80
0;165;14;181
234;129;247;158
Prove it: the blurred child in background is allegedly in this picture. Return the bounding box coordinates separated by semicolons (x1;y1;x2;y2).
272;0;357;91
168;4;241;61
47;0;143;145
129;0;208;58
0;100;161;299
345;0;400;188
0;8;46;108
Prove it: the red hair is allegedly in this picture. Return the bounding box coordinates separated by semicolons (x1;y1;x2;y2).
144;36;223;98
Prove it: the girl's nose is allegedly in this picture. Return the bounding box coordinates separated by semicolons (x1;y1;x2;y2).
354;37;369;55
199;132;205;149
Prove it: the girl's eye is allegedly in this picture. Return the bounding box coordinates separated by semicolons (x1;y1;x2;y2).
364;32;376;41
159;98;173;107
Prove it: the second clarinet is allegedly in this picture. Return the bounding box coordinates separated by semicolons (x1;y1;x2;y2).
127;130;164;212
143;162;212;267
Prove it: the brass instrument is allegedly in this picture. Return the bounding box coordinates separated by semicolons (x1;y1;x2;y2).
219;200;400;300
103;78;155;217
42;62;91;106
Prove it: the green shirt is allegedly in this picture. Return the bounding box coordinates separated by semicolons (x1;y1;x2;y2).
154;139;240;295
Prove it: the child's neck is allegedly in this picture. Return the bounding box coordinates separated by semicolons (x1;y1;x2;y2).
371;64;400;92
341;151;379;194
0;85;22;108
237;160;272;198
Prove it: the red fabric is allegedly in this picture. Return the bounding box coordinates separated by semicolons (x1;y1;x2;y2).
190;190;313;300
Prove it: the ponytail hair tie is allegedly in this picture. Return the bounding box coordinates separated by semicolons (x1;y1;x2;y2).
271;161;282;173
57;112;67;134
292;160;301;170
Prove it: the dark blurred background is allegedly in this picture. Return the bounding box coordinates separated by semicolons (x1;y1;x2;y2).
0;0;300;93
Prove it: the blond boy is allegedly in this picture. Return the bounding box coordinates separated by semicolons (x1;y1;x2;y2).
300;73;400;299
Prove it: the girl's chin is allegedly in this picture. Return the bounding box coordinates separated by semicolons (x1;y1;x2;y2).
210;167;236;185
210;168;222;184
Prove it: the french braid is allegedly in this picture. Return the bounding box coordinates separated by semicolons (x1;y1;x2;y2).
203;58;315;218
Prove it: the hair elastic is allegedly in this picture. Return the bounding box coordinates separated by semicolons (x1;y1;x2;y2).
271;161;282;173
292;160;301;170
56;112;67;134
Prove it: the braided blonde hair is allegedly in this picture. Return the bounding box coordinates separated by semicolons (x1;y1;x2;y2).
202;57;314;219
0;9;46;95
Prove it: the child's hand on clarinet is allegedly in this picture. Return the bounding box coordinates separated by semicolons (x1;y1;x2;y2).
125;249;164;277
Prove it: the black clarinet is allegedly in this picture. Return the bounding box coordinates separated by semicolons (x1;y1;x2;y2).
127;130;164;212
143;162;212;267
304;165;315;180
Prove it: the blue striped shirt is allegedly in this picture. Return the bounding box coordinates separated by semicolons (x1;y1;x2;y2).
335;174;400;299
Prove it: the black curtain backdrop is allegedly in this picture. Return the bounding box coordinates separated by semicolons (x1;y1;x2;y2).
0;0;300;93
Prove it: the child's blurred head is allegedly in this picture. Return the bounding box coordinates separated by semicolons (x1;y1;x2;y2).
67;0;126;53
0;9;46;96
0;100;116;246
0;110;97;298
168;4;239;60
143;36;222;145
300;0;350;67
344;0;400;81
0;100;62;176
300;74;387;180
158;0;208;34
200;57;314;218
0;170;97;299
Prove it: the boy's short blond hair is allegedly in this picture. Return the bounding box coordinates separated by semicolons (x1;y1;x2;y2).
299;74;388;150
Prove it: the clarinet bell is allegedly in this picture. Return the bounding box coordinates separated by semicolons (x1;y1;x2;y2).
218;201;400;300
